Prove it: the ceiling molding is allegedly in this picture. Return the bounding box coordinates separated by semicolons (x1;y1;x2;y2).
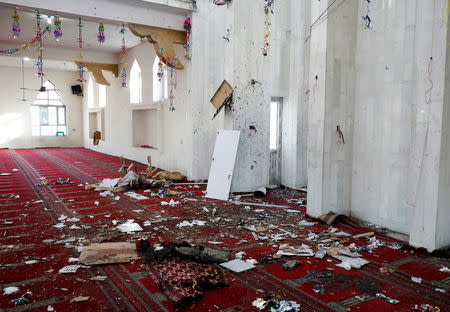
128;24;186;70
74;61;118;86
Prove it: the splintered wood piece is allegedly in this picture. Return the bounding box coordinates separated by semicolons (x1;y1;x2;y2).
79;242;138;265
70;296;90;303
74;61;118;86
210;80;233;110
128;24;185;69
84;184;129;192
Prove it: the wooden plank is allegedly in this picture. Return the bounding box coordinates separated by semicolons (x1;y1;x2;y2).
210;80;233;110
79;242;138;265
205;130;240;201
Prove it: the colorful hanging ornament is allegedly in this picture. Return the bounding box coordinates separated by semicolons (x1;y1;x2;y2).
97;22;105;44
1;24;50;55
120;24;127;87
184;17;192;60
157;58;164;81
35;11;44;77
12;9;20;38
362;0;373;29
77;17;85;82
262;0;275;56
213;0;232;7
53;16;62;41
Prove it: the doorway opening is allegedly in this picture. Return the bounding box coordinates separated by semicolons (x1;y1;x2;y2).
269;97;282;185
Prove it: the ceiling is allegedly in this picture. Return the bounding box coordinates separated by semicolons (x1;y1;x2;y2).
0;5;142;53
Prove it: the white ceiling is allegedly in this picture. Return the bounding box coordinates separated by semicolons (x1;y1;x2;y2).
0;5;142;53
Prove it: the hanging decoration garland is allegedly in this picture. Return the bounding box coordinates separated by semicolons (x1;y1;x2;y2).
77;17;86;82
35;11;44;77
362;0;373;29
12;9;20;38
53;16;63;41
120;24;127;87
157;56;164;81
97;23;105;44
184;17;192;60
213;0;232;7
1;25;50;55
263;0;275;56
160;47;178;111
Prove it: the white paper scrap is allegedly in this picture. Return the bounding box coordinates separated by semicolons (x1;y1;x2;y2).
116;220;143;233
124;192;149;201
53;222;66;229
98;178;120;188
220;259;255;273
59;264;81;274
176;220;206;228
3;286;19;295
411;276;422;283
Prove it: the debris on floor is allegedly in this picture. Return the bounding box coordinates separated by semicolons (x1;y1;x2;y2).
252;295;300;311
138;241;228;305
79;242;139;265
220;259;256;272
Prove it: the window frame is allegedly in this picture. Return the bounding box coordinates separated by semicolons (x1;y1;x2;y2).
130;59;143;104
31;81;67;137
152;56;168;103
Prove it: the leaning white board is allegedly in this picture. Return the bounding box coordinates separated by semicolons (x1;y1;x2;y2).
206;130;240;201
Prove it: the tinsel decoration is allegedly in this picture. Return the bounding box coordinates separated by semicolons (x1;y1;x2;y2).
97;23;105;44
263;0;275;56
12;9;20;38
1;25;50;55
157;55;164;81
184;17;192;60
120;24;127;87
213;0;232;7
77;17;86;82
35;11;44;77
362;0;373;29
53;16;62;41
168;56;178;111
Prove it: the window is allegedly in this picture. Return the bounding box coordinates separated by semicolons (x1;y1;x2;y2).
270;100;279;150
152;56;168;102
99;85;106;107
130;59;142;104
31;81;67;136
87;77;94;108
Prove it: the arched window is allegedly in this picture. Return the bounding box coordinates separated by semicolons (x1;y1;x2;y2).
31;81;67;136
152;56;168;102
99;84;106;107
87;77;94;108
130;59;142;104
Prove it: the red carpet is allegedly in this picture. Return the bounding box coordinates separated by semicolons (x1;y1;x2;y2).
0;148;449;312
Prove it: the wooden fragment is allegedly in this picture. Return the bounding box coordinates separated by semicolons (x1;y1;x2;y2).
128;24;186;69
74;61;119;86
210;80;233;110
352;232;375;239
84;184;129;192
79;242;138;266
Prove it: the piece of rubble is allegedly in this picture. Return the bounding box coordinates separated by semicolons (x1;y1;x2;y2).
70;296;90;303
59;265;81;274
3;286;19;295
282;260;302;271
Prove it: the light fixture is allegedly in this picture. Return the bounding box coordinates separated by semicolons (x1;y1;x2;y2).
23;57;30;61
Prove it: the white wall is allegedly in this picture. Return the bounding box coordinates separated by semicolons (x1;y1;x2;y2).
83;42;189;173
306;0;449;251
0;66;83;148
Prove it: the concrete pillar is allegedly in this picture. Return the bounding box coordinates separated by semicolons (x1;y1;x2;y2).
409;0;449;251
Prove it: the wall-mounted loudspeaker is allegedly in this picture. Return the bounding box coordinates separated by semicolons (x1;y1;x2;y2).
71;85;82;96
